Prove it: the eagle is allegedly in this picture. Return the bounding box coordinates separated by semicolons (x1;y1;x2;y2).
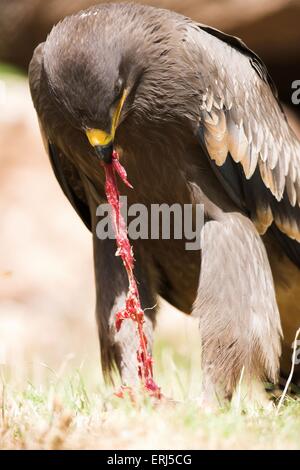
29;2;300;403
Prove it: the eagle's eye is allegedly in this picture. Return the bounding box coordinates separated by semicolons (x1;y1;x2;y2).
114;77;123;99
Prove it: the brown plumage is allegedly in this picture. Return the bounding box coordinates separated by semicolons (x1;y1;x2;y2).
29;3;300;403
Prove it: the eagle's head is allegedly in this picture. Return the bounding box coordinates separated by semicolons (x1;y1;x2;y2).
42;4;188;163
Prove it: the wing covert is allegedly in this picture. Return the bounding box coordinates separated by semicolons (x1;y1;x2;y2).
185;23;300;241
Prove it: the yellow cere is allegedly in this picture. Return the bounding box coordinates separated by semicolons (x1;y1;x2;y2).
86;89;128;147
86;128;112;146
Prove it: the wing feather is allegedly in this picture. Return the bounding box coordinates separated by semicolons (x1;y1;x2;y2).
29;43;91;231
185;23;300;243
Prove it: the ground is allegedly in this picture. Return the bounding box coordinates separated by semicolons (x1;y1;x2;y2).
1;318;300;450
0;71;299;451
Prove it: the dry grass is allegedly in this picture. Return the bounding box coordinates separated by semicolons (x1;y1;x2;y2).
0;315;300;450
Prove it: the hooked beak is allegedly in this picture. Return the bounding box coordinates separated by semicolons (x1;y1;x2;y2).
86;130;114;163
86;88;128;164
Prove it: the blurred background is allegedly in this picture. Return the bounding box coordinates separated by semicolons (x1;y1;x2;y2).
0;0;299;399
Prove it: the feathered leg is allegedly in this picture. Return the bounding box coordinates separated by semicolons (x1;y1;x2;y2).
192;201;282;403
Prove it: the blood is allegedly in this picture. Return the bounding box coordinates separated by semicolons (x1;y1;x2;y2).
103;150;161;399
